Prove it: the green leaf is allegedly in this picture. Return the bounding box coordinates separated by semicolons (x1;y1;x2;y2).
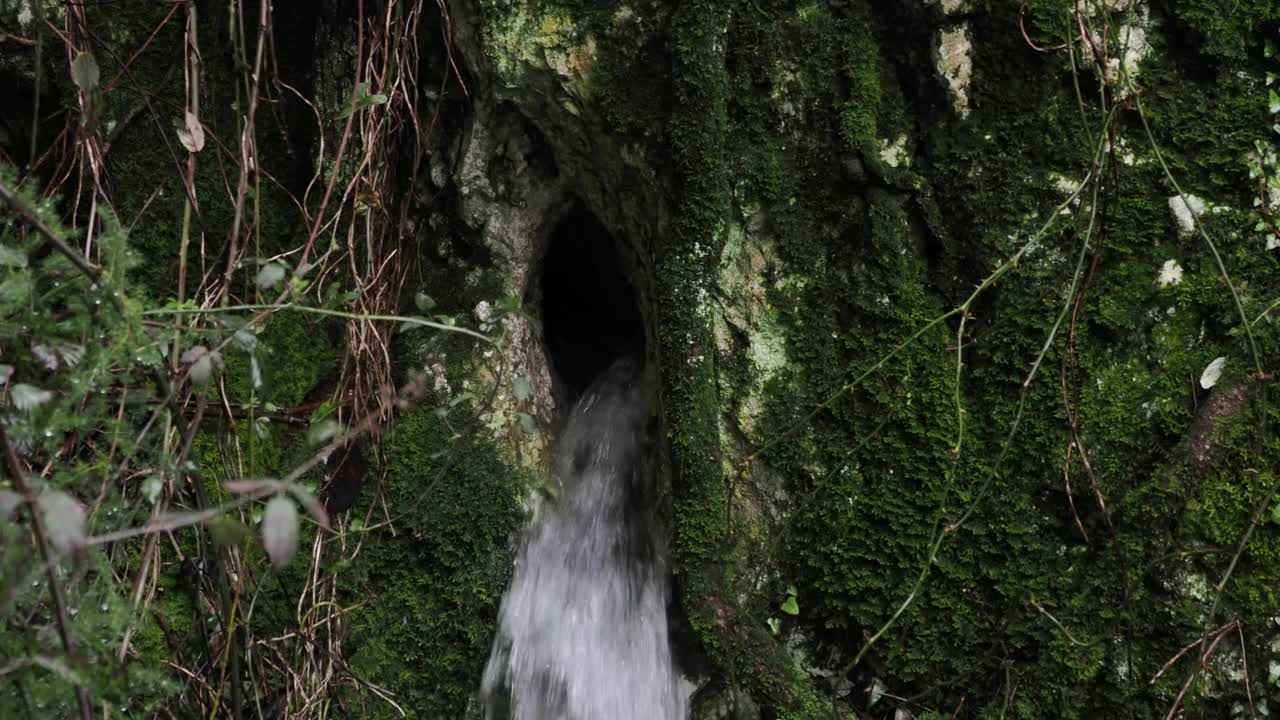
518;412;536;434
780;594;799;615
414;291;436;311
766;617;781;635
512;376;531;402
70;52;100;92
1271;501;1280;526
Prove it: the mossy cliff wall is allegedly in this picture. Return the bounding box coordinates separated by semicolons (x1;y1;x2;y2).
456;0;1280;717
6;0;1279;717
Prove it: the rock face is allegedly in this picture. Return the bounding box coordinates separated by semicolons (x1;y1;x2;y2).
433;1;1280;717
12;0;1278;717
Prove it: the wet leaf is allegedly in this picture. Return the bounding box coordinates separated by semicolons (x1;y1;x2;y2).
38;491;87;557
512;376;531;402
142;475;164;505
176;111;205;152
780;594;799;615
261;495;299;571
181;345;209;364
0;488;21;520
0;244;27;268
232;330;258;353
31;343;59;370
308;419;340;447
70;52;99;92
1199;356;1226;389
12;383;53;411
287;484;330;530
52;341;84;367
256;262;287;290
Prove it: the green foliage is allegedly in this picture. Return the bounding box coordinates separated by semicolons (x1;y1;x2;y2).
0;168;189;715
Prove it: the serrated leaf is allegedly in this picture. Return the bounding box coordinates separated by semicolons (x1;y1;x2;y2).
256;262;287;289
308;419;340;446
31;344;59;370
261;496;299;571
518;412;536;434
0;244;27;268
780;594;799;615
512;376;531;402
38;491;86;557
1199;356;1227;389
12;383;53;410
70;52;99;92
287;484;330;530
52;341;84;367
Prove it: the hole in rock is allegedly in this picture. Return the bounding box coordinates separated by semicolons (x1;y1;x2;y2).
540;203;644;400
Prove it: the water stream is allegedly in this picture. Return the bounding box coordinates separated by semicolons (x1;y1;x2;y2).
480;357;686;720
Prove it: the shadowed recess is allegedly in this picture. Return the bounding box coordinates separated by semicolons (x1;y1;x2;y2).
540;202;644;400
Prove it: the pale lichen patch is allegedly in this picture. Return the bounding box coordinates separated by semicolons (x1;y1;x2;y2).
878;135;910;169
936;24;973;118
1168;194;1206;239
717;214;790;439
482;4;596;96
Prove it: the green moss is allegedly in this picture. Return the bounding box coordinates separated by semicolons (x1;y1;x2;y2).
337;401;523;718
222;314;334;409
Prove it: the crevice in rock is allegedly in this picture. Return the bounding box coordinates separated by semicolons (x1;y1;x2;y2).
538;201;644;402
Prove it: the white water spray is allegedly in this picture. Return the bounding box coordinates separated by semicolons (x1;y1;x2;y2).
481;358;686;720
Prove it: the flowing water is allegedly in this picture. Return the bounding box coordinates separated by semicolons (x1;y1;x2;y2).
481;357;686;720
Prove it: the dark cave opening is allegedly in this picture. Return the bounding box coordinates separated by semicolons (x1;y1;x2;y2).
540;203;644;401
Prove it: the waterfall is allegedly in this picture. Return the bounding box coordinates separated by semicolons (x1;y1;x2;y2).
481;356;686;720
